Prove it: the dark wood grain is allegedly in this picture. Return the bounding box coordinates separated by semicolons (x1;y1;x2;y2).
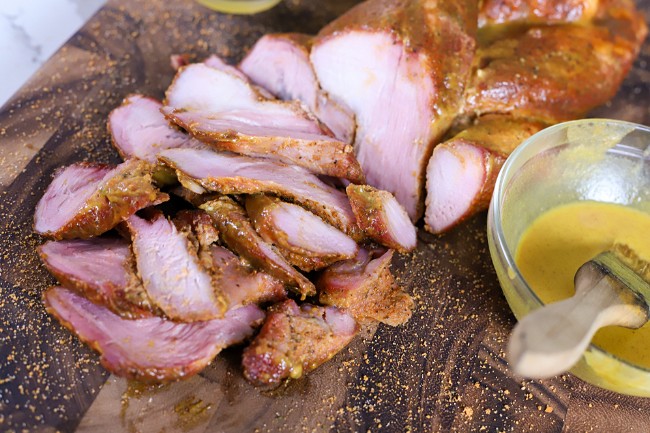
0;0;649;431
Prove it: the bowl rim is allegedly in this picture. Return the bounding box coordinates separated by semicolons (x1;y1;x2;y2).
490;117;650;373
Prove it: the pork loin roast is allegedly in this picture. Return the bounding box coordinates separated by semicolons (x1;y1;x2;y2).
311;0;477;220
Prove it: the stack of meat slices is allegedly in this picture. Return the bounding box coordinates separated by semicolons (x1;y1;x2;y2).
34;53;417;386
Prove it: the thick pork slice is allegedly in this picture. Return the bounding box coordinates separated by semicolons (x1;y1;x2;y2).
245;194;358;272
163;109;364;183
200;196;316;299
346;185;416;253
173;210;287;307
128;213;228;322
318;249;413;326
210;245;287;307
163;63;363;183
203;55;275;99
240;33;355;144
242;299;358;386
424;115;547;233
159;148;359;237
38;238;157;319
108;94;207;163
34;160;168;240
45;287;264;383
311;0;477;219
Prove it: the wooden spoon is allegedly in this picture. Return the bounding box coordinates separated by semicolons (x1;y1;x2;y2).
508;245;650;379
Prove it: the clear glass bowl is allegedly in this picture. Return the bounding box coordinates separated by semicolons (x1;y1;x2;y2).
487;119;650;396
196;0;282;14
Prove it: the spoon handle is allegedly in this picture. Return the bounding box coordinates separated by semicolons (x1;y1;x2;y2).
508;276;646;379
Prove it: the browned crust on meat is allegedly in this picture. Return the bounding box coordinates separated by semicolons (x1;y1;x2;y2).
424;115;547;234
317;250;413;327
200;196;316;298
345;185;414;253
246;195;354;272
163;110;365;184
44;160;168;240
242;300;358;386
166;165;359;239
467;0;647;122
37;246;156;319
42;288;220;383
315;0;478;219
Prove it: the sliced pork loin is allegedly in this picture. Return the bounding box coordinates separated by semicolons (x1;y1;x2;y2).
159;148;359;238
242;299;358;386
173;209;287;307
172;209;220;252
44;287;264;383
466;0;647;123
318;249;413;326
38;238;157;319
165;62;323;135
425;115;547;234
164;108;364;184
210;245;287;308
311;0;477;220
245;194;358;272
200;196;316;299
346;185;416;253
34;160;168;240
203;55;275;99
127;213;228;322
240;33;356;144
108;94;208;163
163;63;364;183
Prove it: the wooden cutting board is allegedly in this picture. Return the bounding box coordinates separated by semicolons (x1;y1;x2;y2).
1;0;649;431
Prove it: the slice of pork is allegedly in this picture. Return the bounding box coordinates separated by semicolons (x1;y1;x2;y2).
38;238;156;319
245;194;358;272
44;287;264;383
311;0;477;220
200;196;316;299
173;209;287;307
159;148;359;237
242;299;358;386
127;213;228;322
172;209;220;252
163;108;364;183
165;63;324;134
318;249;413;326
34;160;168;240
203;55;274;99
424;115;547;233
210;245;287;307
346;184;416;253
240;33;356;143
108;94;208;163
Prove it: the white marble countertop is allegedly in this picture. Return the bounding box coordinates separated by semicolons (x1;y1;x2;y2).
0;0;105;108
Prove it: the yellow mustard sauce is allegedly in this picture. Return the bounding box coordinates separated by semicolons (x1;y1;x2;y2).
195;0;281;14
515;201;650;368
